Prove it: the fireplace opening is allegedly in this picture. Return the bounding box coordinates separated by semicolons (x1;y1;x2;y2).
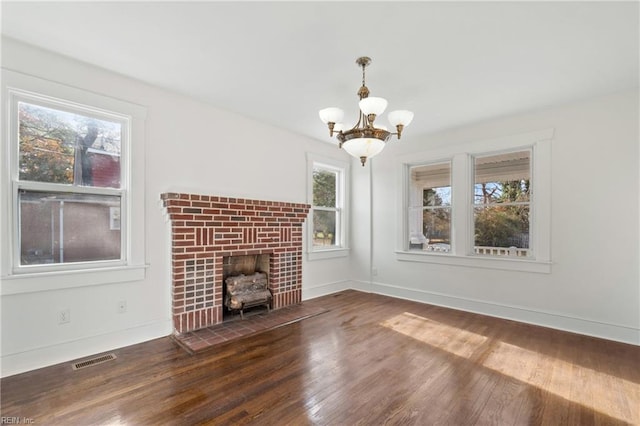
222;254;271;320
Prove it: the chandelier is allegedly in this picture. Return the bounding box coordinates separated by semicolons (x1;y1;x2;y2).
319;56;414;166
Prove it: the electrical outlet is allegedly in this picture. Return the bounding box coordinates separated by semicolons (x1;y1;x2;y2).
58;308;70;324
117;300;127;314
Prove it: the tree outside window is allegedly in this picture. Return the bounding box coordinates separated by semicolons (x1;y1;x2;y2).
312;167;338;247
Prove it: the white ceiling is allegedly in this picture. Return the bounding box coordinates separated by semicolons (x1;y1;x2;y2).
2;1;638;144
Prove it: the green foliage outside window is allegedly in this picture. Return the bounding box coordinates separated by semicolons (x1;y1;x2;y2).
19;103;75;183
422;188;450;244
474;179;530;248
312;168;337;246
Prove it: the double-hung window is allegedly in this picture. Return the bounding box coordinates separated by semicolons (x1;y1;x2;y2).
14;95;127;268
398;129;552;273
307;155;349;259
2;70;147;292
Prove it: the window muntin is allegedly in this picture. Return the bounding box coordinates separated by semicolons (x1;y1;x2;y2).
312;167;341;248
11;92;128;270
408;162;451;252
473;150;531;257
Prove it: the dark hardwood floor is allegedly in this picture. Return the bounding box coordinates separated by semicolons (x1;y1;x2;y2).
2;290;639;425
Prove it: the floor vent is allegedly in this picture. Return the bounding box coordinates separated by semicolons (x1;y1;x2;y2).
72;353;117;370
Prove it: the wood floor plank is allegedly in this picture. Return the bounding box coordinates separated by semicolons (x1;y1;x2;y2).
2;290;638;425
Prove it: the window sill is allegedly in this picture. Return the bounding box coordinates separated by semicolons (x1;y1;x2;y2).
307;248;350;261
0;264;148;295
395;250;551;274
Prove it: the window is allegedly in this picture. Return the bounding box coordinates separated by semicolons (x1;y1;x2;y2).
1;70;147;293
398;129;552;273
473;150;531;257
408;162;452;252
307;155;349;259
313;167;339;247
15;98;126;267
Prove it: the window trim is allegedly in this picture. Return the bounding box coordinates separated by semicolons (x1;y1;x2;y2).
1;69;147;294
306;153;350;260
396;128;553;273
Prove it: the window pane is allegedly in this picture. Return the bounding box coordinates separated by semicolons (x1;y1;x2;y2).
474;151;530;205
474;205;530;257
18;101;122;188
313;168;336;207
19;190;122;265
312;210;337;247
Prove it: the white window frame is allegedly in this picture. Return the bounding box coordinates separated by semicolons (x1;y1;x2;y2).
396;129;553;273
306;154;350;260
1;70;147;294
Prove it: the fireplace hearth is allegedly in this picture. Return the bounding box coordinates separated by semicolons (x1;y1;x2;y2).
161;193;310;334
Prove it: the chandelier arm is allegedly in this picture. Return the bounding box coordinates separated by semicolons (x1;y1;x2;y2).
346;111;364;132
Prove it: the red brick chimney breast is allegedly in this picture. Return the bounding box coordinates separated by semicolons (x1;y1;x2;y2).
161;193;310;334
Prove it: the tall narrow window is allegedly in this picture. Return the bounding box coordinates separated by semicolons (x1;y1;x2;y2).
307;155;349;259
312;166;340;248
12;93;128;268
473;150;531;257
408;162;451;252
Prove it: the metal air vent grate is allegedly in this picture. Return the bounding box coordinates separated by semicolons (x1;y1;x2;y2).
72;353;117;370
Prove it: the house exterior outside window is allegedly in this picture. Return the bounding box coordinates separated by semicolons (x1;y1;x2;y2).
306;154;349;260
397;129;552;273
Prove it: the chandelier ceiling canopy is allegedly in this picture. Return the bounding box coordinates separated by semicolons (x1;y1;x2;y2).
319;56;414;166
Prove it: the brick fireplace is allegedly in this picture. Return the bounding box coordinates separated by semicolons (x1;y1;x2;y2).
161;193;310;334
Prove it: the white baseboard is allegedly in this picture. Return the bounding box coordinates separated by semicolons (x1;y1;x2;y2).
302;280;351;300
353;280;639;346
1;319;173;378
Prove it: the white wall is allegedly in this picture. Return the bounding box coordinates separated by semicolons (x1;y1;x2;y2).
361;89;639;345
0;38;352;377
